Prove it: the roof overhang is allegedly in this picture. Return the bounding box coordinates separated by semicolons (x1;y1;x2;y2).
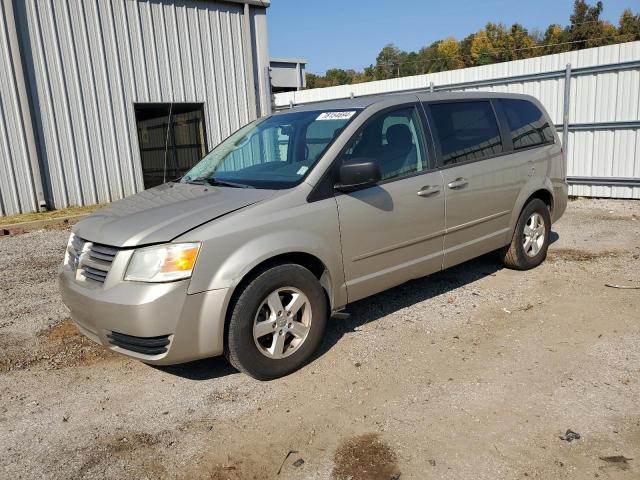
271;57;307;65
224;0;270;6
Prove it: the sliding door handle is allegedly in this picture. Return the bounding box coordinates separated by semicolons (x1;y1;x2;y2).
417;185;441;197
447;178;468;189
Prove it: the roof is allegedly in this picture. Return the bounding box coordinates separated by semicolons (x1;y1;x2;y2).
270;57;308;65
276;91;540;113
221;0;270;7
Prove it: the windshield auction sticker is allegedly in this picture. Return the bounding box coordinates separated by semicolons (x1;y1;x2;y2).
316;111;356;121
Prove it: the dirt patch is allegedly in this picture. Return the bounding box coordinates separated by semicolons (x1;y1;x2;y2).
0;204;102;228
592;214;638;221
78;431;167;478
599;455;633;471
332;433;400;480
547;248;620;262
180;453;270;480
105;432;161;454
196;461;263;480
42;318;81;340
0;319;118;373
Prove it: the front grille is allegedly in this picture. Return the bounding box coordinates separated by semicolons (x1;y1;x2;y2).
88;243;119;262
77;242;120;284
82;266;108;282
107;331;171;355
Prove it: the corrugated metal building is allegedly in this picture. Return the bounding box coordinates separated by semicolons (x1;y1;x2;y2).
275;42;640;199
269;57;306;92
0;0;271;216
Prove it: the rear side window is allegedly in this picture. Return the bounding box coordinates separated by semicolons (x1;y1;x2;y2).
429;101;503;165
500;99;554;150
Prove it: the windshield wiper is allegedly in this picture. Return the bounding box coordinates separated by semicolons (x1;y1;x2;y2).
187;177;253;189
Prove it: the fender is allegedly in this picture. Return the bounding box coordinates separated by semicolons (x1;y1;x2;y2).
208;230;343;308
506;176;555;242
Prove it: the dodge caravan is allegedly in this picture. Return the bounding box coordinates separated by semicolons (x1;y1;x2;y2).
59;92;568;379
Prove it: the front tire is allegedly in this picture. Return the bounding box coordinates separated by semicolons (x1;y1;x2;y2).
225;264;327;380
500;198;551;270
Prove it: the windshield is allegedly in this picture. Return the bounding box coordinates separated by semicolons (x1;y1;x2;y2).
181;109;360;189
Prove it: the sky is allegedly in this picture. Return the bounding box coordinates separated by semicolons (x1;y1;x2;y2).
267;0;636;74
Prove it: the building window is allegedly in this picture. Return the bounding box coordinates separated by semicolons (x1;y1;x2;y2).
134;103;207;189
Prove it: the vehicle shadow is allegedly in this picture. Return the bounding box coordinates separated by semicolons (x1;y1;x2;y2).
314;251;503;361
155;231;559;380
315;229;559;361
151;356;237;380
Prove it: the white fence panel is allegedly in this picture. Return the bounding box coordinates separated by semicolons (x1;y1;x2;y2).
275;42;640;199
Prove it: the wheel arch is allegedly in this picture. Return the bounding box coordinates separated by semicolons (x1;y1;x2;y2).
526;188;554;214
507;181;555;240
229;251;333;305
222;251;334;352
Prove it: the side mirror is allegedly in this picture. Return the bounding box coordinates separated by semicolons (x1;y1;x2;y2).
334;158;382;191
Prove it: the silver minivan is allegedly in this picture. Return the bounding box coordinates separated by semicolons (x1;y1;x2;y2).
59;92;567;379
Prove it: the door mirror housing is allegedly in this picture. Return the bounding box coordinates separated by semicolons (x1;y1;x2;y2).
334;158;382;191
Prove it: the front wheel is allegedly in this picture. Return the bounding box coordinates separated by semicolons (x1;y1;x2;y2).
225;264;327;380
499;198;551;270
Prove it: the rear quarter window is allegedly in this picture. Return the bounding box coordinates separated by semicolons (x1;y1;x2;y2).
499;99;555;150
428;101;504;166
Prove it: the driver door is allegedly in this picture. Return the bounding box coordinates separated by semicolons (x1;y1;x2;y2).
335;105;445;302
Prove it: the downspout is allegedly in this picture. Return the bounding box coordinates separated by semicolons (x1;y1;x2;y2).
242;2;258;119
3;0;46;211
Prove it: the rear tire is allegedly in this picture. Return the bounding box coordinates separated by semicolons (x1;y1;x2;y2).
225;264;327;380
500;198;551;270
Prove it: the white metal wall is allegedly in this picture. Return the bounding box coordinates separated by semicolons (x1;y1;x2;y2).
0;0;269;216
275;42;640;199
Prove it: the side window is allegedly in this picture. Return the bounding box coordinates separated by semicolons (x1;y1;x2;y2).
500;99;554;149
341;107;427;181
429;101;503;165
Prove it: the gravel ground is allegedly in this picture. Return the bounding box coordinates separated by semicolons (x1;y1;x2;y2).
0;198;639;479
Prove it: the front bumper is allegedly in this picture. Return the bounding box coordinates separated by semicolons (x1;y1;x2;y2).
58;268;230;365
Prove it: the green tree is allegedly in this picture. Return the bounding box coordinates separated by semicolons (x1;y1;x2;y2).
458;34;476;67
429;38;464;72
302;1;639;89
508;24;536;59
323;69;352;86
372;44;403;80
619;8;640;41
542;24;569;54
567;0;617;48
470;30;495;65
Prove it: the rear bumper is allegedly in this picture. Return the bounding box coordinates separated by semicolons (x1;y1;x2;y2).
552;181;569;223
58;269;230;365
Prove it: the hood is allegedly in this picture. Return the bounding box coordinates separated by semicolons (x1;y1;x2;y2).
75;183;275;247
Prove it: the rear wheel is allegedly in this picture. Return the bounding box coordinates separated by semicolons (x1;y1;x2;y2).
500;198;551;270
225;264;327;380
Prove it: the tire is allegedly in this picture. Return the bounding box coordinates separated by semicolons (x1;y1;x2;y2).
499;198;551;270
225;264;328;380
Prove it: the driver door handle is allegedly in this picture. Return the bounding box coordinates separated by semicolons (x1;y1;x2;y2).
447;177;468;189
417;185;441;197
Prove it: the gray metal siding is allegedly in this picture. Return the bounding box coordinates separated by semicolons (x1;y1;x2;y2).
1;0;264;215
0;0;37;216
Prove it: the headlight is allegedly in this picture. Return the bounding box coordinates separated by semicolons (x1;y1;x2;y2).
63;232;79;268
124;243;201;283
